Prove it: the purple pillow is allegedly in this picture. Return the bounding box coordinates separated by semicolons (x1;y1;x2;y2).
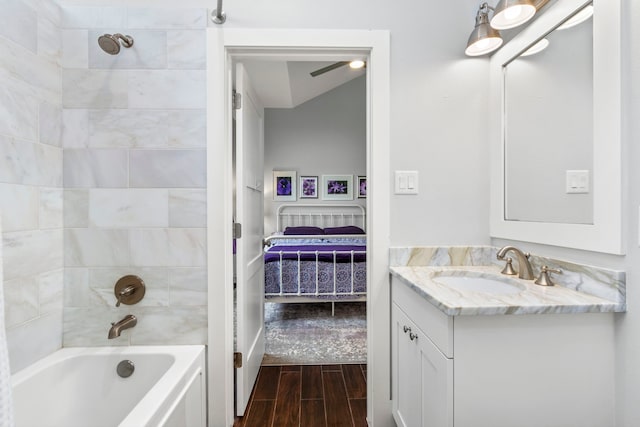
323;226;365;235
283;226;324;235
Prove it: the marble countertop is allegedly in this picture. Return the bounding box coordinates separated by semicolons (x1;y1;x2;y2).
390;265;623;316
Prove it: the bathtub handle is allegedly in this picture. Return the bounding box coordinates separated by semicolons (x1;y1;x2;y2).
114;275;146;307
116;285;137;307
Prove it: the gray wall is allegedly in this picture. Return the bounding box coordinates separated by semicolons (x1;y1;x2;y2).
263;76;366;234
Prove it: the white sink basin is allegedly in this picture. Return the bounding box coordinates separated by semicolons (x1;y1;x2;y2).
434;274;524;295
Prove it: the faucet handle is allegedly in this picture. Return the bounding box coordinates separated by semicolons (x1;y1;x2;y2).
500;257;517;275
534;265;562;286
114;275;146;307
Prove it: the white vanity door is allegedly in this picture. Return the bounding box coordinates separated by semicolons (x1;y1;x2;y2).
392;303;453;427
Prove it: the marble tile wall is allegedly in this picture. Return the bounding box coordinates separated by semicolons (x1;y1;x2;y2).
60;5;208;347
0;0;64;373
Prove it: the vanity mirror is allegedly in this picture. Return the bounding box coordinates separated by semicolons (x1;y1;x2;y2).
489;0;623;254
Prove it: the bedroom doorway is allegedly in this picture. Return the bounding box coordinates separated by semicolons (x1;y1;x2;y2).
256;64;367;368
234;58;367;416
207;29;391;427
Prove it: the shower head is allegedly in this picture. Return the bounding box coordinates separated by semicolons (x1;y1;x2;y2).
98;33;134;55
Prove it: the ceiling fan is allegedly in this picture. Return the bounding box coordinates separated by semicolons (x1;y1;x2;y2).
309;60;366;77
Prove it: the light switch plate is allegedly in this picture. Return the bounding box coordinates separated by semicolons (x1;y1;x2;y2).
566;170;590;194
395;171;419;194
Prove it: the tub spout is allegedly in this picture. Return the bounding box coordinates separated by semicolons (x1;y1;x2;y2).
108;314;137;339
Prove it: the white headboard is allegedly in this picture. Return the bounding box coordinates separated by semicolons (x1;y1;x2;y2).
276;204;366;232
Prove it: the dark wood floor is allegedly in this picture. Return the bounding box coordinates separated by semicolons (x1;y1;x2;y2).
234;364;367;427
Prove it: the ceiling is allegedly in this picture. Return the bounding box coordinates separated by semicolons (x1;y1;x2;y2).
242;61;365;109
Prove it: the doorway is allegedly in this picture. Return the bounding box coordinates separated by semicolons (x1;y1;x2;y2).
207;29;391;427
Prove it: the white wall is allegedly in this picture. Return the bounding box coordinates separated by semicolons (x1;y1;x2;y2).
263;76;366;234
0;0;64;373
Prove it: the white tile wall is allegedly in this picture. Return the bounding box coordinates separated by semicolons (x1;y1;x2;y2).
0;87;38;141
169;189;207;227
89;189;169;227
126;8;207;29
167;30;206;69
61;7;127;30
61;30;88;69
62;109;89;147
7;310;63;372
38;14;62;63
0;36;61;96
0;136;63;187
168;110;207;147
0;0;38;53
1;2;208;361
3;276;39;327
38;268;64;315
168;267;207;306
59;6;208;347
128;70;206;109
129;149;206;188
0;184;39;232
63;149;128;188
39;188;64;230
62;69;128;108
64;228;130;267
3;229;63;281
39;101;63;147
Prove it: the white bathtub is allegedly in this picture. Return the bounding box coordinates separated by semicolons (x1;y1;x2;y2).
11;345;206;427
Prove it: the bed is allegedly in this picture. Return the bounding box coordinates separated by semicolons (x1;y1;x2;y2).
263;204;367;304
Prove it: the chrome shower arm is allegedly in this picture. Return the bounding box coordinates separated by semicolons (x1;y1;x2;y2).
212;0;227;24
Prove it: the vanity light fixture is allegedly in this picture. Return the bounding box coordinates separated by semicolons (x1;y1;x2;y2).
490;0;536;30
520;37;549;56
349;59;366;69
557;4;593;30
465;3;504;57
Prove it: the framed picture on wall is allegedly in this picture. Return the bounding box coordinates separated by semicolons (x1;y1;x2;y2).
321;175;353;200
273;171;297;201
358;176;367;198
300;176;318;199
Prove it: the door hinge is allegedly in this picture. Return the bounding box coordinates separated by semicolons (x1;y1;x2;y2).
233;222;242;239
234;352;243;368
232;91;242;110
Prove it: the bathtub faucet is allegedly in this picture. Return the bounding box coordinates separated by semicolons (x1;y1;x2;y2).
108;314;137;339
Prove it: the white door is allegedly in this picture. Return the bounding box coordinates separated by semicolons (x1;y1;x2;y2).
234;62;266;416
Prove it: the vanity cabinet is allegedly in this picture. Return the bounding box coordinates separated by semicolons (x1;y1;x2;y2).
391;276;616;427
392;303;452;427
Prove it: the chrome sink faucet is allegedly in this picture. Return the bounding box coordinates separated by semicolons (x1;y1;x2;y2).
108;314;137;339
496;246;534;280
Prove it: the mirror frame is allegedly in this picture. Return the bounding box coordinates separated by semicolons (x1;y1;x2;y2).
489;0;624;254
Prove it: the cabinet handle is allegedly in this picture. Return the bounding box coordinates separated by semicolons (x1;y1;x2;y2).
409;332;418;341
403;325;411;334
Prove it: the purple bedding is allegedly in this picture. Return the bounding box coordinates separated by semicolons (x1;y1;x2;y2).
264;239;367;298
